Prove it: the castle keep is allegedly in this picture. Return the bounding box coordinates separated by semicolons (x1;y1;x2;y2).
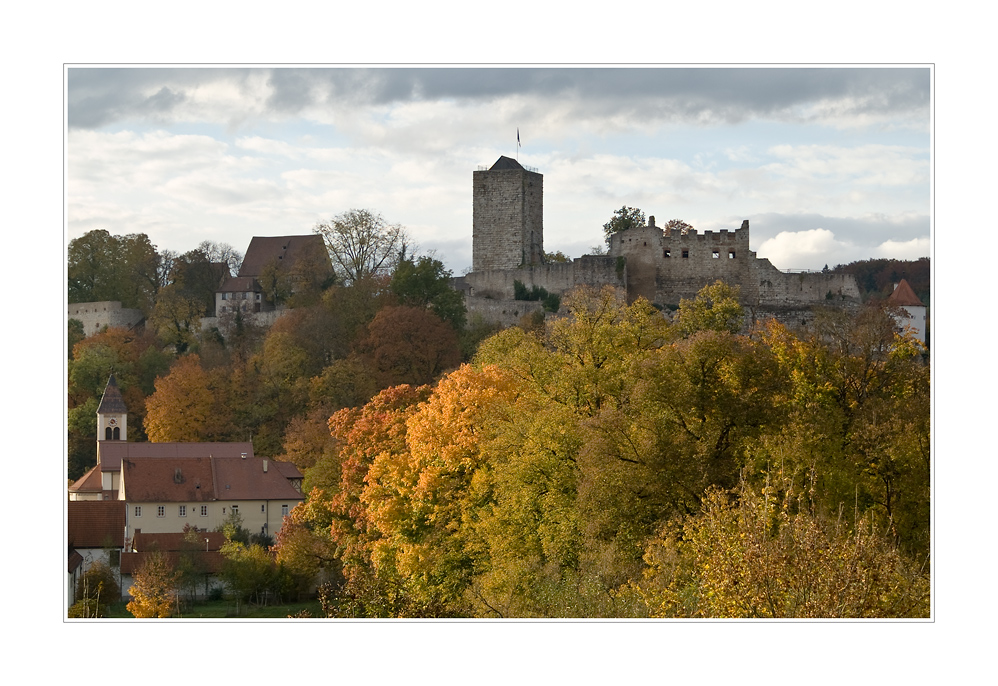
464;156;860;324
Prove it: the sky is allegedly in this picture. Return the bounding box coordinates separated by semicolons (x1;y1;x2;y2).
66;66;930;274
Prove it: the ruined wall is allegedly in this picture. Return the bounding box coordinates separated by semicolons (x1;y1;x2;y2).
465;297;545;328
472;167;543;271
68;301;144;337
608;219;859;309
754;259;861;306
465;256;625;300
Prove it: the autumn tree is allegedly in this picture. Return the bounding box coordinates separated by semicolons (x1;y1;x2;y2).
634;482;930;618
664;218;695;235
602;206;645;245
314;209;412;284
355;306;462;389
127;552;178;618
144;355;218;442
675;280;744;336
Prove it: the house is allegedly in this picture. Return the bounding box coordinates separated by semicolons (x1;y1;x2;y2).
886;278;927;345
69;375;305;553
67;499;126;606
211;234;333;330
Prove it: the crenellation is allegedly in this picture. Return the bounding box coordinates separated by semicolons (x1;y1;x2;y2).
465;157;860;324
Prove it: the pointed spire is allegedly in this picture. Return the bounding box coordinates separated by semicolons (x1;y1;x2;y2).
97;374;128;415
886;279;924;308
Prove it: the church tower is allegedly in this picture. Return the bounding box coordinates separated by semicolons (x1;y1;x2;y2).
96;374;127;443
473;156;544;271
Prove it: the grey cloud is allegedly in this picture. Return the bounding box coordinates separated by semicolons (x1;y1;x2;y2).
68;66;929;130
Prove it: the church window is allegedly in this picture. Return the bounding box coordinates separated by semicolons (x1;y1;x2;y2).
113;427;120;440
106;427;113;440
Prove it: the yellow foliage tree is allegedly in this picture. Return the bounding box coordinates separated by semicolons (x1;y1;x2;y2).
127;552;178;618
144;355;214;442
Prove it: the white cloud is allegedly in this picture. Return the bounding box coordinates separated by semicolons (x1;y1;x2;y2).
875;237;931;260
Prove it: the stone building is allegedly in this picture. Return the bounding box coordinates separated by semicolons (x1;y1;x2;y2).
463;156;860;326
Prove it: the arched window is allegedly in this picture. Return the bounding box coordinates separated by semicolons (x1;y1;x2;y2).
105;427;113;440
113;427;120;440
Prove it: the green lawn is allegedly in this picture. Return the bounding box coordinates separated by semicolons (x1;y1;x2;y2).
101;598;324;619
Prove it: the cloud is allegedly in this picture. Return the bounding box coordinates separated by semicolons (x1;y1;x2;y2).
68;67;930;132
757;227;931;271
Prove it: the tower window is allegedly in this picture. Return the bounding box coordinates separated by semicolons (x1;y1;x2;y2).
105;427;113;440
113;427;120;440
664;250;671;258
682;250;689;258
729;250;736;259
712;250;720;259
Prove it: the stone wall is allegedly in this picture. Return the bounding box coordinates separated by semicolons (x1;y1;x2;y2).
68;301;144;337
472;167;543;271
465;297;545;329
465;255;625;300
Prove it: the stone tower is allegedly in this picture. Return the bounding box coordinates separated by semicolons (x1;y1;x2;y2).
473;156;544;271
96;374;127;442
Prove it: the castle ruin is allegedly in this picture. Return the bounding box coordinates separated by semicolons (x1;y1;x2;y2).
463;156;860;325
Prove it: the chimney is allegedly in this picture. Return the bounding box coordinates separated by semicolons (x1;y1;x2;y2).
648;216;656;228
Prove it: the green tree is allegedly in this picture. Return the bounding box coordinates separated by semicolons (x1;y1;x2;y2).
220;541;278;604
314;209;411;284
68;319;85;358
71;560;120;618
602;206;646;245
68;230;160;313
390;255;466;330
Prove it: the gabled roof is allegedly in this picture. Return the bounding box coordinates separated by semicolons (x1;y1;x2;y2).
886;279;925;308
489;155;524;171
217;276;260;293
119;455;304;503
97;441;255;473
69;465;103;493
121;457;215;503
238;235;331;278
68;500;127;548
212;457;304;501
132;530;226;552
97;374;127;414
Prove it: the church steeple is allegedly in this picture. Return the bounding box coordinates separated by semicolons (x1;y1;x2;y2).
96;374;127;442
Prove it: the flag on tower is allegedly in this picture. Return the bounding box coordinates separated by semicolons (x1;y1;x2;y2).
517;128;521;147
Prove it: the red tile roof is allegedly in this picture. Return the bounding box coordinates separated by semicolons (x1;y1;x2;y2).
69;549;84;574
69;465;103;493
132;530;226;552
212;457;304;501
121;457;215;503
218;276;260;293
98;441;254;472
886;279;925;308
68;500;127;548
119;455;305;503
120;550;225;575
238;234;331;279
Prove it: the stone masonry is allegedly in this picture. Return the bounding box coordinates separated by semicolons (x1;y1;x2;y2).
464;156;860;325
